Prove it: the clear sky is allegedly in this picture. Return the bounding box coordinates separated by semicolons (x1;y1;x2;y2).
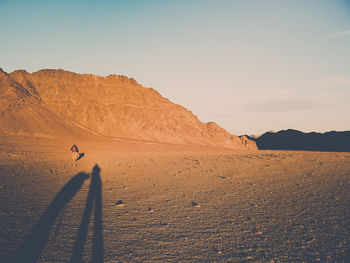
1;0;350;135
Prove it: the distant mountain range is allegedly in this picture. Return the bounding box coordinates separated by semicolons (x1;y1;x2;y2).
244;129;350;152
0;68;257;150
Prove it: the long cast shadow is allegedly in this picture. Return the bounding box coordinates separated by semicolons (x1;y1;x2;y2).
92;165;104;262
9;172;89;263
9;165;104;263
71;164;104;263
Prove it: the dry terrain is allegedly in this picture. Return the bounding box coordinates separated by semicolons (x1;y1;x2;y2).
2;67;348;262
1;140;350;262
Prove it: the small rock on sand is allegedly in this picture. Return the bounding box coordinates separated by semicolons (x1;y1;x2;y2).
191;202;201;208
114;200;125;207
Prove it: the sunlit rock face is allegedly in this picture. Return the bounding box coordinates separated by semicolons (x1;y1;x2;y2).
1;68;256;149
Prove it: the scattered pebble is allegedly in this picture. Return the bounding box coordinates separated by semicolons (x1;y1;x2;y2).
114;200;125;207
191;202;200;208
213;246;222;254
248;202;257;207
306;236;314;244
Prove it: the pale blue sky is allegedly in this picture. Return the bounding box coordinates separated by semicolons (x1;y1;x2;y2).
1;0;350;135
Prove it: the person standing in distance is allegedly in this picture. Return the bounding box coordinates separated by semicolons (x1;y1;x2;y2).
70;144;79;161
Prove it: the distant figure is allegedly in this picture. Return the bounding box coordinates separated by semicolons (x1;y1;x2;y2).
70;144;79;161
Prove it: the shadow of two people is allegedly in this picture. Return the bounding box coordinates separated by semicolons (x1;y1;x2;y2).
9;164;104;263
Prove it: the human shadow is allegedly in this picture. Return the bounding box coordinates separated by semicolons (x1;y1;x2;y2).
9;172;89;263
9;165;104;263
71;164;104;263
76;153;85;161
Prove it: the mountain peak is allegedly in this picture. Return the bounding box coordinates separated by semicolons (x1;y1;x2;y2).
2;68;257;150
11;69;29;75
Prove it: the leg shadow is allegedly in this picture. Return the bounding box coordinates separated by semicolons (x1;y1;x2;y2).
9;172;90;263
92;165;104;263
76;153;85;161
71;164;104;263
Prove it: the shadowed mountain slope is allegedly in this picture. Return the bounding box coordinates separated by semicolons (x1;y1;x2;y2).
1;68;256;149
246;129;350;152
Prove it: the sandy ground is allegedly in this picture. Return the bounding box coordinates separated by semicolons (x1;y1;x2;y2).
1;142;350;262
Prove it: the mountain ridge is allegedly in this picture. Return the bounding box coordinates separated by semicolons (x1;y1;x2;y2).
0;68;105;140
244;129;350;152
1;68;256;150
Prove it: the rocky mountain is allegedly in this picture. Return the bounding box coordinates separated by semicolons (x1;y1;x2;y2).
0;69;105;141
246;129;350;152
1;68;256;149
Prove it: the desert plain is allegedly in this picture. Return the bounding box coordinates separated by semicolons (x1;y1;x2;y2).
1;138;350;262
1;68;350;262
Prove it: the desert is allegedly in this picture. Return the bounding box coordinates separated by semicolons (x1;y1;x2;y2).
1;67;350;262
2;1;350;261
1;138;350;262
